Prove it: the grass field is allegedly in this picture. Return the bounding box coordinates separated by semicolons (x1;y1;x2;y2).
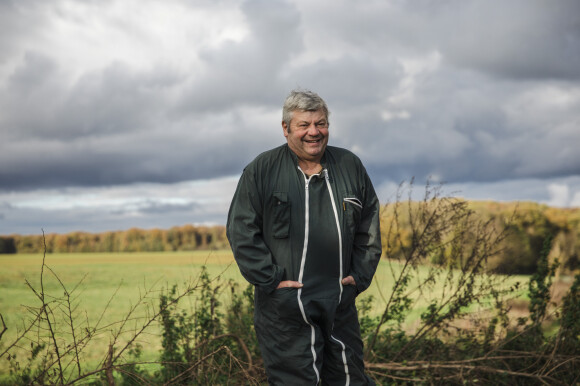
0;251;242;375
0;250;529;377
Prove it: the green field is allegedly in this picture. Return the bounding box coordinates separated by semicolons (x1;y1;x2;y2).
0;251;527;377
0;250;240;331
0;251;243;374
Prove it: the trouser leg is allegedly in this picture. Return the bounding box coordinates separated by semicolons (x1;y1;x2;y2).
254;288;322;385
321;303;375;386
255;323;322;385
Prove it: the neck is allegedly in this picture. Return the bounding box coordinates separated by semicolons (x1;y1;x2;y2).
299;159;323;176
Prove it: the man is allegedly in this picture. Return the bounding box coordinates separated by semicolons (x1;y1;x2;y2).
227;89;382;385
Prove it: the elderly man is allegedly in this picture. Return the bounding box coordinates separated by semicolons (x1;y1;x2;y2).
227;89;381;385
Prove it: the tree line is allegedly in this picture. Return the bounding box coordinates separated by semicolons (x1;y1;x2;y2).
1;199;579;276
381;199;580;275
0;225;229;254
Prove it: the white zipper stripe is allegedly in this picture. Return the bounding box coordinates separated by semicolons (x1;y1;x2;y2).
296;166;320;383
295;167;350;384
324;169;350;384
297;168;310;285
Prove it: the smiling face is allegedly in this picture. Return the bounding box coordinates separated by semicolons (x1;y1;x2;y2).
282;109;329;164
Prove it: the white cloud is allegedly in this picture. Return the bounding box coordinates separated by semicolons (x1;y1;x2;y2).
571;191;580;207
17;0;247;74
0;176;240;235
3;176;239;211
1;0;579;234
547;183;571;207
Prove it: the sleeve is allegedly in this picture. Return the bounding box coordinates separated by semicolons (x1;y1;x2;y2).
349;170;382;294
226;167;284;294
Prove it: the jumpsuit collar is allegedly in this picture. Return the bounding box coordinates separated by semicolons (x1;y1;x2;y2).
285;143;328;170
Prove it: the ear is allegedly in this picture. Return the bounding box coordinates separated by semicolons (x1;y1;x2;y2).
282;121;289;137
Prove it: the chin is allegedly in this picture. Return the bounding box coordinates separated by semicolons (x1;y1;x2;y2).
309;151;324;158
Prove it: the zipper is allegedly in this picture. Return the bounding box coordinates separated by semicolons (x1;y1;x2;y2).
297;168;315;285
296;166;320;383
296;166;349;384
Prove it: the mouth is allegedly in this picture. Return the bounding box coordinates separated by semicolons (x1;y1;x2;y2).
304;138;321;144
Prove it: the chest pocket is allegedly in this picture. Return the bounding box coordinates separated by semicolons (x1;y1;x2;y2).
272;191;291;238
343;196;363;240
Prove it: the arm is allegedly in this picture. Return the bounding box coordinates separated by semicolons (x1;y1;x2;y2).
348;171;382;294
226;168;284;294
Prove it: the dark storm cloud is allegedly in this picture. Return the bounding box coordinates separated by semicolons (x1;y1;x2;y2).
1;0;579;196
0;0;301;191
307;0;580;80
1;0;580;235
432;0;580;80
3;55;175;142
0;120;264;189
175;0;303;114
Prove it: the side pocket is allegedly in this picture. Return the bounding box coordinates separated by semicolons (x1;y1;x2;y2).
255;287;305;333
338;285;357;311
343;197;363;209
272;191;290;238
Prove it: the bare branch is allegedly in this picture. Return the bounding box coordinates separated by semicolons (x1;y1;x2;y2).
0;313;7;341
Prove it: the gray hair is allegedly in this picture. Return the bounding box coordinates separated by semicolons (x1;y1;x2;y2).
282;89;329;128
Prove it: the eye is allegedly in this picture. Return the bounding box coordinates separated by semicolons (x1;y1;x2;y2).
297;123;309;130
316;121;328;128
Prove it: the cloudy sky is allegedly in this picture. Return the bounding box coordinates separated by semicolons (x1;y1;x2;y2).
1;0;580;235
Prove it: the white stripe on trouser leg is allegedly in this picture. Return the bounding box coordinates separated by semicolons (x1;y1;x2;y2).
297;288;320;383
331;334;350;385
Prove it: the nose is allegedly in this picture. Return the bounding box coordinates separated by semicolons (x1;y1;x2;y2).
307;123;320;136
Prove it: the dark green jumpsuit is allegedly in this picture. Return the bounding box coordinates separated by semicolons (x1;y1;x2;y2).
227;144;381;385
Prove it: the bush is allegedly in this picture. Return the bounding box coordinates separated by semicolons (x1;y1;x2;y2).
1;185;579;385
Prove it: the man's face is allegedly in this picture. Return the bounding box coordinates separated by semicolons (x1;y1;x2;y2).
282;109;329;163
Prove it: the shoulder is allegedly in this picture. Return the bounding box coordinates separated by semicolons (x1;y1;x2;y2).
325;146;364;167
241;144;295;185
244;144;289;170
256;144;289;162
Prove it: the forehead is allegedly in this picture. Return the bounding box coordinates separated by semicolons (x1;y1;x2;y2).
291;109;327;123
